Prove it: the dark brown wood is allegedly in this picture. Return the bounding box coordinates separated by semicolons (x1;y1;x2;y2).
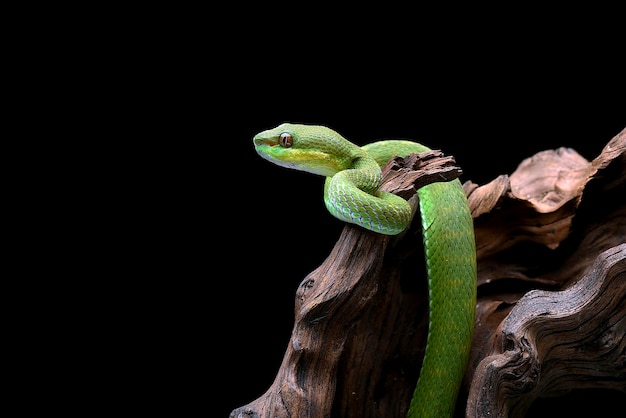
231;128;626;418
379;150;462;198
467;244;626;418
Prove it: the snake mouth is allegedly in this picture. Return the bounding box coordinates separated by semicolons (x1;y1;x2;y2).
254;137;279;147
253;140;280;160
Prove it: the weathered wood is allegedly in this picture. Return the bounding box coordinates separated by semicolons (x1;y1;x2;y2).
465;129;626;417
231;127;626;418
379;150;462;198
467;244;626;418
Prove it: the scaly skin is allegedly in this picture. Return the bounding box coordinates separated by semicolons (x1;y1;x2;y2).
253;122;477;418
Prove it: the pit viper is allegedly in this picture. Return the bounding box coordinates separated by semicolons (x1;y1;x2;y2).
253;123;477;418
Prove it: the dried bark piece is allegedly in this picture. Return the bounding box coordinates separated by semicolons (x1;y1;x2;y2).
380;150;462;198
464;175;509;218
509;147;591;213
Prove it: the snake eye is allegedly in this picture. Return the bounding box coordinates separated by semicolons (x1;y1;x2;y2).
279;132;293;148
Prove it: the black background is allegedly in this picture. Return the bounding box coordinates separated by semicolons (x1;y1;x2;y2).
118;19;626;417
209;84;624;416
29;6;626;417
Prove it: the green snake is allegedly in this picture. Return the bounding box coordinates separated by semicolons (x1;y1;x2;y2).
253;123;477;418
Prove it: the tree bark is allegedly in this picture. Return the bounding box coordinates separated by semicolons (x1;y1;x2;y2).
231;128;626;418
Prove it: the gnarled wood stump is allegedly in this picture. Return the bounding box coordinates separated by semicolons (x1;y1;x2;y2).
231;128;625;418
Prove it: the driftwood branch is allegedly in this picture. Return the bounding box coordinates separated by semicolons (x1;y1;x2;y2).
231;128;626;418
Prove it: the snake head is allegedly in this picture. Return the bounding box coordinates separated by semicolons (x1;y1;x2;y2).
253;122;360;177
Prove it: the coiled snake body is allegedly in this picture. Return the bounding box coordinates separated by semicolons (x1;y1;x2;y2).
253;123;477;418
